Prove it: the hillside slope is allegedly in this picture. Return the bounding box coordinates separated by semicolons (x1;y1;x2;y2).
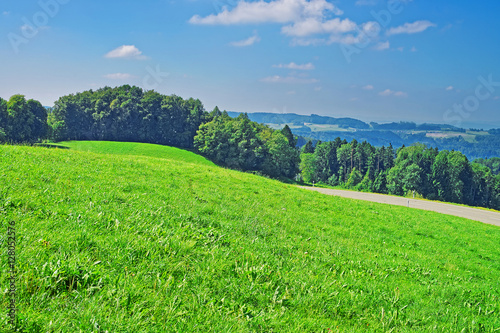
47;141;215;166
1;143;499;332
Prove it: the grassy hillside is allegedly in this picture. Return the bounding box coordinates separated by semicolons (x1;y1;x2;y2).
47;141;215;166
1;142;499;332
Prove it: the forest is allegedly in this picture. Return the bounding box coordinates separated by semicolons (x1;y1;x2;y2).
1;85;500;210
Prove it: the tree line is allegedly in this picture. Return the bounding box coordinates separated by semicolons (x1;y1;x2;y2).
48;85;206;148
0;95;48;143
195;109;299;179
1;85;499;210
300;141;500;210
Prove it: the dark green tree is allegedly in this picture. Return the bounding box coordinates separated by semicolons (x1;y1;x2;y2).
299;153;316;183
263;131;300;178
313;141;338;182
0;97;8;142
7;95;34;142
302;140;315;154
27;99;48;141
281;125;296;148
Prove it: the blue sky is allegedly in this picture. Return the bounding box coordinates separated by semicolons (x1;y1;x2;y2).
1;0;499;128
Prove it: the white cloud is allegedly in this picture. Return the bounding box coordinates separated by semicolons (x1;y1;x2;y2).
411;46;417;52
20;24;49;34
21;24;31;33
446;86;454;91
189;0;342;25
289;20;380;45
314;86;322;91
494;96;500;100
190;0;425;47
362;85;374;90
379;89;407;97
379;89;393;96
397;47;404;52
287;90;297;95
291;31;370;46
387;20;436;36
261;75;318;84
282;17;357;37
189;0;363;44
21;24;34;32
103;73;134;80
104;45;148;60
3;11;10;15
394;91;408;97
273;62;315;70
230;35;261;47
374;41;389;51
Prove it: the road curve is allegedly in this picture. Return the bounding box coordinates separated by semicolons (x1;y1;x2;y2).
299;186;500;227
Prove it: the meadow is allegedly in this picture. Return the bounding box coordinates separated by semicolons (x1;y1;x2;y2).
1;141;499;332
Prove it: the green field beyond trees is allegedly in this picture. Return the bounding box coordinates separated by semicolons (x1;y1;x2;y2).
1;142;500;332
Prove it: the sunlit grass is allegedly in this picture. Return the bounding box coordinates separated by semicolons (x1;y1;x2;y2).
0;142;499;332
54;141;215;166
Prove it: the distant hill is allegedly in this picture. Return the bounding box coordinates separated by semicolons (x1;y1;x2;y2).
228;111;500;159
226;112;370;129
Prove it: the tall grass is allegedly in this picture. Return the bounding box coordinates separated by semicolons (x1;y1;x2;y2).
0;142;499;332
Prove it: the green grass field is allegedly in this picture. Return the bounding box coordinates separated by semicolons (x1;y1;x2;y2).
1;142;500;332
45;141;215;166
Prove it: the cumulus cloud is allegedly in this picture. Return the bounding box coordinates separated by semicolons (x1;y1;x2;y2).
104;45;148;60
273;62;315;70
103;73;134;80
387;20;436;36
362;85;374;90
189;0;364;44
281;17;357;37
189;0;342;25
261;75;319;84
230;34;261;47
379;89;407;97
189;0;429;47
446;86;454;91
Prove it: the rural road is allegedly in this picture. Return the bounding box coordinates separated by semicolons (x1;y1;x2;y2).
299;186;500;227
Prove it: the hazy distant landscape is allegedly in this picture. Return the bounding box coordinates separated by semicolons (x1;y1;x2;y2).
228;111;500;160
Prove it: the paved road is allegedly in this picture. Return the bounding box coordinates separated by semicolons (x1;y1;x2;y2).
299;186;500;227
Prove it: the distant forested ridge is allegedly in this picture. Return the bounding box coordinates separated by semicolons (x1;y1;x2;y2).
226;111;370;129
1;85;500;210
228;111;500;160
